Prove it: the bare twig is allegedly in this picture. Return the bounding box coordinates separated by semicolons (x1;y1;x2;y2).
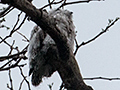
8;40;15;55
0;18;5;23
74;17;120;55
7;69;14;90
0;36;12;47
58;0;104;8
84;77;120;81
0;18;10;29
0;59;14;69
0;44;28;71
7;44;14;90
19;67;31;90
14;14;27;31
53;0;64;4
0;12;27;44
19;79;25;90
48;0;52;9
0;58;22;71
0;50;27;61
16;31;29;42
40;0;63;9
61;0;67;9
7;84;11;90
9;12;22;33
0;5;14;18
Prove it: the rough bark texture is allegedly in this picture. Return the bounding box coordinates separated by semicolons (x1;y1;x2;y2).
0;0;93;90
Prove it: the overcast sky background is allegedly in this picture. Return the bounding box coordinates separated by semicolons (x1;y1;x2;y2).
0;0;120;90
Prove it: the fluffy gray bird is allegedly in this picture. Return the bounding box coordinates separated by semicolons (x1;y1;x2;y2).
28;9;75;86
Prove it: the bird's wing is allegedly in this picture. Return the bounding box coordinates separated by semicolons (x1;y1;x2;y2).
28;26;46;76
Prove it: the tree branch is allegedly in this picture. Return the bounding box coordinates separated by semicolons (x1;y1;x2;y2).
18;67;31;90
16;31;29;42
0;12;26;44
7;69;14;90
0;45;28;71
84;77;120;81
0;50;27;61
74;17;120;55
0;5;14;18
58;0;104;8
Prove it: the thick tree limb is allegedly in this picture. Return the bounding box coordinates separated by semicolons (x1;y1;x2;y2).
0;0;93;90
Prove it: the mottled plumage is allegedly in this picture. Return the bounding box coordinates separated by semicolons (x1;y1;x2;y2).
28;9;75;86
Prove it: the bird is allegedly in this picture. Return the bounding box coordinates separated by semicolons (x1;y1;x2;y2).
28;9;76;86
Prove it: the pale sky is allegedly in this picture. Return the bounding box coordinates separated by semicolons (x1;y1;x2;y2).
0;0;120;90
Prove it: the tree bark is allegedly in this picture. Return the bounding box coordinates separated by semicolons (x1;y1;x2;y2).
0;0;93;90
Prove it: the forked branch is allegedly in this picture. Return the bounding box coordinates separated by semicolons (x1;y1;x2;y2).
74;17;120;55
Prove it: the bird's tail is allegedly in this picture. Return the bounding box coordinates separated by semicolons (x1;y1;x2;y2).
31;64;55;86
31;70;42;86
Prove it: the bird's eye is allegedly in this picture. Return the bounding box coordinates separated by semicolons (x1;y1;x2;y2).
70;12;73;15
